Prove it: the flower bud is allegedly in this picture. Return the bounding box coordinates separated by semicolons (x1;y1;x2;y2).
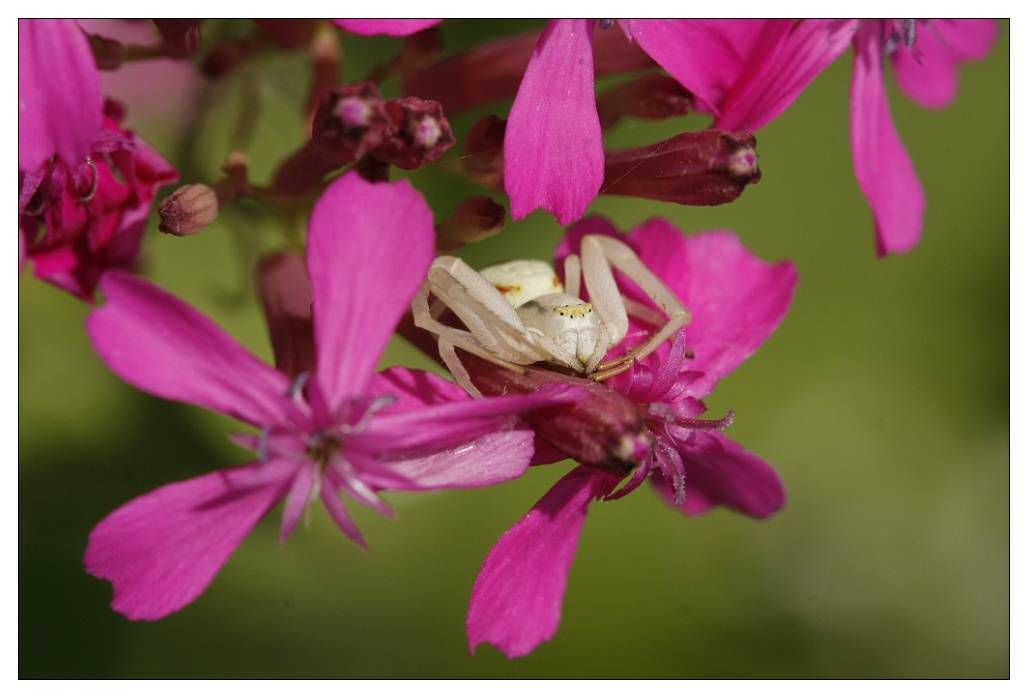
596;73;693;129
153;20;201;58
463;115;506;189
464;354;651;475
602;130;761;207
158;183;220;236
436;197;506;252
257;251;315;379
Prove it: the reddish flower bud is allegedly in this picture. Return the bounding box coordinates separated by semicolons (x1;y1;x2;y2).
157;183;219;236
252;19;315;49
257;251;315;379
596;73;693;129
602;130;761;207
436;196;506;252
152;19;201;58
371;97;455;170
463;354;652;475
463;115;506;189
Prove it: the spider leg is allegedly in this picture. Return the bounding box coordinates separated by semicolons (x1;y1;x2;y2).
581;235;691;378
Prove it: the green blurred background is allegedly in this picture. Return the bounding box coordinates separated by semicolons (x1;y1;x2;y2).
19;20;1009;678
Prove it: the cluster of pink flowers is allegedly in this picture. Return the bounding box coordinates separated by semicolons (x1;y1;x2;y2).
19;19;998;658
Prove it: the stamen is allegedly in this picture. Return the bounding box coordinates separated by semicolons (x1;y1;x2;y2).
257;425;271;462
287;371;310;400
78;157;99;203
674;408;735;431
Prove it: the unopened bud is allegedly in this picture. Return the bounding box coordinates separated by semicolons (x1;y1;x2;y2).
87;33;125;70
371;97;455;170
436;197;506;252
463;115;506;189
257;251;315;379
392;27;443;77
158;183;220;236
153;19;201;58
602;130;761;207
596;73;693;129
464;353;651;475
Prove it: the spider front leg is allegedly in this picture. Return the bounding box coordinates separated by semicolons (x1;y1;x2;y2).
580;234;692;380
411;257;551;395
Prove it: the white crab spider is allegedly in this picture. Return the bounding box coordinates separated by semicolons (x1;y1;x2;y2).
411;234;691;396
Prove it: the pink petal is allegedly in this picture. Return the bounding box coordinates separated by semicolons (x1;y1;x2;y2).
333;19;442;37
620;19;779;116
891;20;999;109
87;271;295;428
851;24;926;256
354;429;535;490
18;19;102;172
467;466;618;658
306;173;435;408
354;381;584;453
651;433;785;518
504;19;603;225
716;19;858;131
84;459;296;620
279;462;316;542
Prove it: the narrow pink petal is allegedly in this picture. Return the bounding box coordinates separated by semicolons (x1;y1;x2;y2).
319;469;368;548
504;19;603;225
891;20;999;109
333;19;442;36
620;19;780;116
651;433;785;518
716;19;858;131
467;467;618;658
354;381;584;453
18;19;102;172
306;172;435;408
279;463;316;542
87;272;295;428
357;430;535;490
84;459;295;620
851;24;926;256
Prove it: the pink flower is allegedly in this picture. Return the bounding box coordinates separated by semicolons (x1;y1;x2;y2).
504;19;788;225
333;19;442;37
714;19;999;255
83;173;581;621
19;102;179;301
18;19;102;173
466;217;798;657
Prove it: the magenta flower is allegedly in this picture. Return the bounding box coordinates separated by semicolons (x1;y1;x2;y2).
84;172;580;621
466;217;798;657
19;102;178;301
714;19;999;255
333;19;442;37
504;19;791;225
18;19;103;174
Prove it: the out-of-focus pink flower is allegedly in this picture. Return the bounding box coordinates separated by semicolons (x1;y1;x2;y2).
467;217;797;657
333;19;442;37
83;173;581;621
18;19;103;173
714;19;998;256
19;102;178;301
